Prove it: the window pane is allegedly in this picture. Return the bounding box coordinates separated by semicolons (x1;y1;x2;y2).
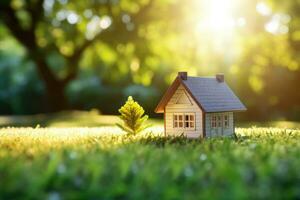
190;122;194;128
179;122;183;127
174;115;177;120
185;122;189;127
185;115;189;120
190;115;194;121
179;115;183;120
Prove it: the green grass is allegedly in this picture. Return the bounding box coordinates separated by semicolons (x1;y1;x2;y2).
0;126;299;199
1;110;300;129
0;110;162;127
236;120;300;129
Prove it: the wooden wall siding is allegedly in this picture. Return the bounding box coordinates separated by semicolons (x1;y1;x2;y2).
165;85;203;138
205;112;234;137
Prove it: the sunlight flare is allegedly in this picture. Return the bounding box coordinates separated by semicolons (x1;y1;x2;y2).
193;0;239;54
205;0;235;32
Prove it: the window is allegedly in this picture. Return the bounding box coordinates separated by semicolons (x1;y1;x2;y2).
224;114;229;128
174;114;184;128
211;114;222;128
211;115;217;128
185;114;195;128
173;113;195;129
211;114;230;129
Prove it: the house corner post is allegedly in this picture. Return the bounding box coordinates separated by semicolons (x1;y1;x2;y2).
233;112;236;138
164;108;166;137
202;112;206;138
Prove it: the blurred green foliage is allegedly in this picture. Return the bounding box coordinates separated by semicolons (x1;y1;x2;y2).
0;127;299;199
0;0;300;120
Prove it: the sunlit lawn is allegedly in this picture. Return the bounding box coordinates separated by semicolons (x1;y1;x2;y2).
0;126;299;199
0;110;162;128
0;111;299;199
0;110;300;129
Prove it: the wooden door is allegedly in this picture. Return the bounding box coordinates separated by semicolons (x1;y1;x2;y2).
210;113;223;137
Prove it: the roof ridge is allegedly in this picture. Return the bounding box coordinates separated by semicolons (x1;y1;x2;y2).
186;76;216;79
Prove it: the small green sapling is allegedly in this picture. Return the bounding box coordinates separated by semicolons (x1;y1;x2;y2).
116;96;150;135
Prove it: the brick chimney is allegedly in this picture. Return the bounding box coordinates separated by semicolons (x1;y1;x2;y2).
216;73;224;82
178;72;187;80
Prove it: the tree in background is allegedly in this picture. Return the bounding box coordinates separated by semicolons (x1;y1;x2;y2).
1;0;300;120
0;0;156;111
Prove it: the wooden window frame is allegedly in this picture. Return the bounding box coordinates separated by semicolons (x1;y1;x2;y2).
184;113;195;130
173;113;184;129
173;113;195;130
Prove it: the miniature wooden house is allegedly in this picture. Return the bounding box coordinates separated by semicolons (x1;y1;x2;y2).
155;72;246;138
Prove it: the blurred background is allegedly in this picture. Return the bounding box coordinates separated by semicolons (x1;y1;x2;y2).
0;0;300;124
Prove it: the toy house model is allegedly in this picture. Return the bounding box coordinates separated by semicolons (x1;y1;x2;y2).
155;72;246;138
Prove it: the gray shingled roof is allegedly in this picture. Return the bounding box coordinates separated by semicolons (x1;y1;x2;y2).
182;77;246;112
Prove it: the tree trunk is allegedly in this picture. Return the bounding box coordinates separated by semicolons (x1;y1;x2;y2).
34;56;70;112
45;81;68;112
1;4;74;112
